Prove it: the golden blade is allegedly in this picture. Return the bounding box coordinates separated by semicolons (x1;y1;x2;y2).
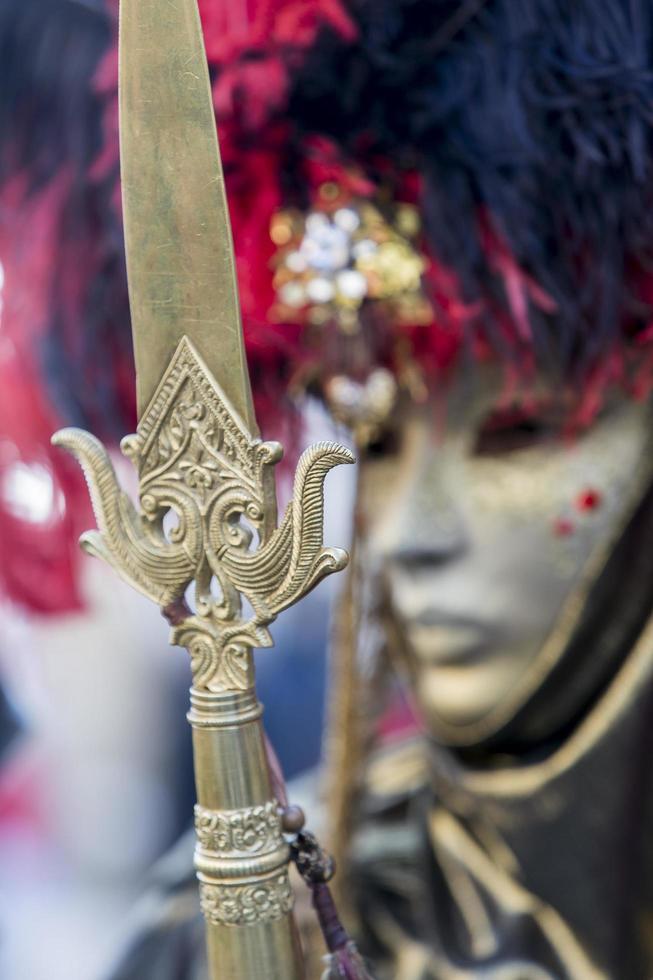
119;0;257;433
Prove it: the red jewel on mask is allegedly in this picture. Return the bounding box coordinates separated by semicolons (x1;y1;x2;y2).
576;488;602;512
553;517;575;537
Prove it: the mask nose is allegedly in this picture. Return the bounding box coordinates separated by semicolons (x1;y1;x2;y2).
383;454;468;567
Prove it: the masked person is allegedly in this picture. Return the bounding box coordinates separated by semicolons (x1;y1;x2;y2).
289;6;653;975
3;1;653;979
326;376;653;980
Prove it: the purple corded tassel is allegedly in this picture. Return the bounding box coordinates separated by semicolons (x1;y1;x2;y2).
312;885;375;979
288;830;376;980
322;941;376;979
273;752;376;979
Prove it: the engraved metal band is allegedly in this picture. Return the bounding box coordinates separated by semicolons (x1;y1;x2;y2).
187;687;263;729
195;800;282;856
194;800;293;926
198;872;294;927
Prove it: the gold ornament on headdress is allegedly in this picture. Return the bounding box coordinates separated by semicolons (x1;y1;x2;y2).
271;189;433;336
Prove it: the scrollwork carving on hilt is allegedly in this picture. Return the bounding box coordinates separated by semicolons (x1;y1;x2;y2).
52;336;354;693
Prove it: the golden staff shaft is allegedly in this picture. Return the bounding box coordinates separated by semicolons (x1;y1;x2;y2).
53;339;352;978
190;681;304;979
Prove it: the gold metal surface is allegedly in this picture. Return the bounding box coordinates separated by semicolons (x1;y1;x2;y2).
119;0;256;429
51;0;355;976
188;686;305;979
53;337;352;689
53;338;353;977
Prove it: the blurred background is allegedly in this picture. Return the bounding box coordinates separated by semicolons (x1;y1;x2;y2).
6;0;653;978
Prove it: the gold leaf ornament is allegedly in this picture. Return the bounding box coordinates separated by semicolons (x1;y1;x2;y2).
53;337;354;692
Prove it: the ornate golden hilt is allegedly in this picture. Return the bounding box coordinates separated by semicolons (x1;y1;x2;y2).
53;336;354;979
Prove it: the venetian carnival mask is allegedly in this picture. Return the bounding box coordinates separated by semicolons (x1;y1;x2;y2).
356;373;653;747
